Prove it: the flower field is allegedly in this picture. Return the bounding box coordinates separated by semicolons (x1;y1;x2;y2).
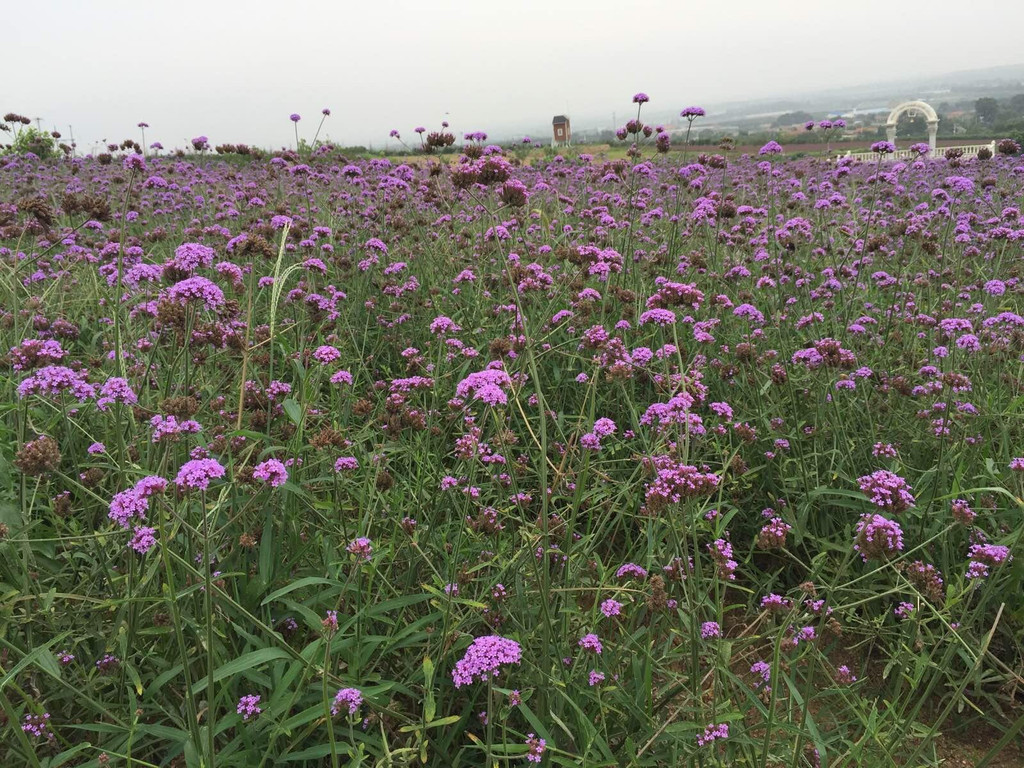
1;105;1023;767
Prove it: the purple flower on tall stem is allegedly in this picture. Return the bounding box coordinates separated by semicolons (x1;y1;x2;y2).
697;723;729;746
347;536;373;562
578;632;603;654
253;459;288;487
237;694;262;721
452;635;522;687
857;470;915;514
525;733;546;762
331;687;363;716
174;458;226;490
854;514;904;562
129;526;157;554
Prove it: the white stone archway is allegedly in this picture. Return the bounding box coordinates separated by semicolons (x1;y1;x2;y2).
885;100;939;154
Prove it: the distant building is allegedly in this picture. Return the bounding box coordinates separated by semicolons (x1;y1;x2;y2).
552;115;570;147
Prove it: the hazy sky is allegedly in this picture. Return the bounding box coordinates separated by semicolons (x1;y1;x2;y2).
8;0;1024;151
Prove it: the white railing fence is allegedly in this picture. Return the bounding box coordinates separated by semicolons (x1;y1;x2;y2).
843;142;996;162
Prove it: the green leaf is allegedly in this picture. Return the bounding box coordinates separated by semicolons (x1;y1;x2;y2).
192;648;292;694
282;398;303;426
423;656;436;722
260;576;338;606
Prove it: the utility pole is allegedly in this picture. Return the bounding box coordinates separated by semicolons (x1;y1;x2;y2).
35;117;43;131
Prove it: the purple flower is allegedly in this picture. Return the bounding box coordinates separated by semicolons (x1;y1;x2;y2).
588;669;606;686
172;242;215;272
759;141;783;156
871;140;896;154
751;660;771;690
331;687;363;716
966;544;1012;579
97;377;138;410
22;713;54;741
680;106;705;119
526;733;546;763
290;113;301;122
894;602;915;620
578;633;603;654
129;526;157;554
836;665;857;684
17;365;96;401
857;470;915;514
616;563;648;580
945;175;975;194
322;108;331;116
456;367;512;407
330;370;354;386
123;154;146;172
347;536;373;562
334;456;359;471
313;345;341;364
165;277;225;310
253;458;288;487
322;610;338;634
452;635;522;687
639;308;676;326
854;514;904;562
632;92;650;104
237;694;262;721
600;598;623;617
108;476;168;528
174;459;226;490
701;621;722;639
697;723;729;746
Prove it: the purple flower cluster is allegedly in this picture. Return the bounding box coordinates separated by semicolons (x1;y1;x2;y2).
237;694;262;721
331;687;363;716
174;458;226;490
452;635;522;687
857;470;915;514
17;365;96;401
854;514;904;562
253;458;288;487
965;544;1012;580
455;367;512;407
697;722;729;746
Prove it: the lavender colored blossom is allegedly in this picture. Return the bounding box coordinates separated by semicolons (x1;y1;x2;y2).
452;635;522;687
331;687;363;716
175;458;226;490
253;458;288;487
237;694;262;720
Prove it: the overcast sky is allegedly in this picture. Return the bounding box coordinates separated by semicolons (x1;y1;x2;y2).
8;0;1024;151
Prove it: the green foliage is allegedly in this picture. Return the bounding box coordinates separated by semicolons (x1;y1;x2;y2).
975;97;1000;125
1;125;57;159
